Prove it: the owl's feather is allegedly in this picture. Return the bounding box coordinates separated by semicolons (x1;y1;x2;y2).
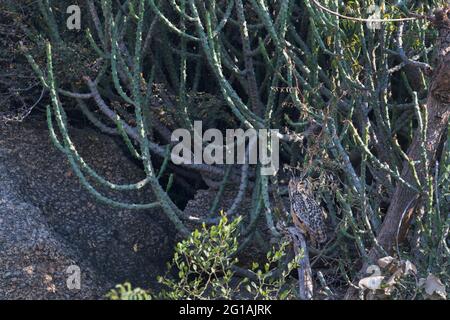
288;178;327;245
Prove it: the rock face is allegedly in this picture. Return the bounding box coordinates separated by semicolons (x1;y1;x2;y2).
0;173;103;299
0;120;176;299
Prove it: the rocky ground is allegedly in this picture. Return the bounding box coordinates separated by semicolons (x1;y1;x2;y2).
0;119;176;299
0;117;284;299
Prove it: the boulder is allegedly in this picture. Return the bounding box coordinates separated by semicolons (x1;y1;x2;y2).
0;119;176;299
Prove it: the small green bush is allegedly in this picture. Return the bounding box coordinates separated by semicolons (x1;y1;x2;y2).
108;214;300;300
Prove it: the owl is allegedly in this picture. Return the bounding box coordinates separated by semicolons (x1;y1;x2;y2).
288;177;327;246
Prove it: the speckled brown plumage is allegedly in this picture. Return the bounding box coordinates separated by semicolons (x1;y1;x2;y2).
288;178;327;246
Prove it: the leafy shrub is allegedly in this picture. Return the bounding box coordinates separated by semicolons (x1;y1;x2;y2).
108;214;300;300
108;283;152;301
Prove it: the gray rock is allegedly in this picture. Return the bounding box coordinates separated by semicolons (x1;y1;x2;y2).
0;120;176;299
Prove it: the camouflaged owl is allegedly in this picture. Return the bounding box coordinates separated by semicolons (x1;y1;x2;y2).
288;177;327;246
